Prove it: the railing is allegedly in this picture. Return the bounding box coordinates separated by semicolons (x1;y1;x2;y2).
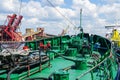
76;50;111;80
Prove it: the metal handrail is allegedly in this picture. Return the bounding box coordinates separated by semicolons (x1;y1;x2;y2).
76;51;111;80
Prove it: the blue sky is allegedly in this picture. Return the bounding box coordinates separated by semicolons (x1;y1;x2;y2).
0;0;120;36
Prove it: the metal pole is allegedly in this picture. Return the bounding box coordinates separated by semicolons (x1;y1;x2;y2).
39;48;42;71
79;9;83;39
80;9;82;29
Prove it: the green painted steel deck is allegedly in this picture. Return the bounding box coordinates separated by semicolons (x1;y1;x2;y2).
0;33;118;80
26;57;97;80
28;57;74;79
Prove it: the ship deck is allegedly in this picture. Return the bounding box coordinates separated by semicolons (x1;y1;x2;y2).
26;56;100;80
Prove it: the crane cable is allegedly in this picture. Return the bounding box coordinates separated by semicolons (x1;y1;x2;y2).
17;0;23;34
18;0;22;15
46;0;77;29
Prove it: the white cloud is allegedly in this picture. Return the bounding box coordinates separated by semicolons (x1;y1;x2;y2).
26;18;39;24
21;1;48;19
99;3;120;21
40;0;64;7
19;0;76;34
72;0;102;34
72;0;98;18
0;0;20;13
44;6;63;20
56;7;76;18
0;14;7;24
99;3;118;14
71;0;120;36
0;0;76;35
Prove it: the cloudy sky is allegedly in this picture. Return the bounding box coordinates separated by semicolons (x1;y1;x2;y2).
0;0;120;36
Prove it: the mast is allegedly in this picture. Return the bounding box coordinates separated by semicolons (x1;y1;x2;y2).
79;9;83;38
80;9;82;29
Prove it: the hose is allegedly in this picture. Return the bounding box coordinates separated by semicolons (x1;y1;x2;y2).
7;65;19;80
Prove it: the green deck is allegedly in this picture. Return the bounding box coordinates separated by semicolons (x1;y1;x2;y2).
26;56;117;80
0;33;118;80
27;57;75;79
27;57;91;80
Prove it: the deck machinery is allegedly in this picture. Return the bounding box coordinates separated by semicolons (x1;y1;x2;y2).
0;32;118;80
0;14;23;41
0;14;55;41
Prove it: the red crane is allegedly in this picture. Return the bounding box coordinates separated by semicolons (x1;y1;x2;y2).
0;14;23;41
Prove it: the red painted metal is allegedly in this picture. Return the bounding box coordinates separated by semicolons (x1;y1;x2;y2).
0;14;23;41
7;14;17;27
39;42;44;49
23;46;29;50
39;42;51;50
47;42;51;48
12;15;23;30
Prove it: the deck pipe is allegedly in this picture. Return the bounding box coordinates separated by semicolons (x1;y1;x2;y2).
7;65;19;80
